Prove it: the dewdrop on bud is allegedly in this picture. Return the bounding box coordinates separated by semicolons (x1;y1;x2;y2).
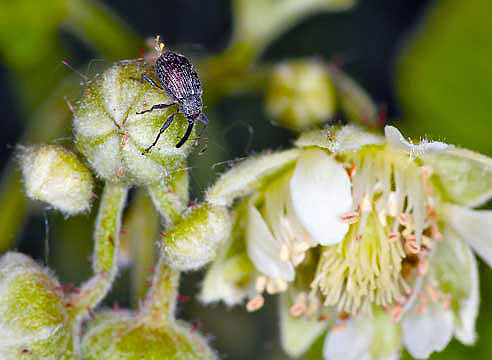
19;144;93;215
0;252;72;359
81;311;216;360
162;204;232;270
266;60;336;131
73;61;194;186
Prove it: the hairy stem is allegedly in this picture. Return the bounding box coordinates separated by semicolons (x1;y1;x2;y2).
68;182;128;346
139;257;180;327
140;169;190;325
121;189;160;306
147;169;189;225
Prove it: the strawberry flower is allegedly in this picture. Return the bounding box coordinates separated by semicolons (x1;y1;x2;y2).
200;124;492;358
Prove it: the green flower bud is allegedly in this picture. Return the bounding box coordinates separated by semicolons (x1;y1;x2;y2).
73;61;194;185
0;252;72;359
19;144;93;215
266;60;336;131
81;311;216;360
162;204;232;271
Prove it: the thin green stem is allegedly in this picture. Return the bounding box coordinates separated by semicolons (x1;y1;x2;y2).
147;170;189;225
140;168;189;325
68;181;128;321
139;256;180;327
121;189;160;306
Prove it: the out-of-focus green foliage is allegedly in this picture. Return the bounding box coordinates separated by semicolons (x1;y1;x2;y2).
397;0;492;155
397;2;492;360
0;0;141;252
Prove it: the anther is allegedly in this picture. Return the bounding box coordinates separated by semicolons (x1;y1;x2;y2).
116;167;125;177
337;311;350;321
290;303;306;317
404;239;420;254
121;132;129;146
388;232;400;241
339;211;360;224
344;163;357;177
331;323;347;332
246;295;265;312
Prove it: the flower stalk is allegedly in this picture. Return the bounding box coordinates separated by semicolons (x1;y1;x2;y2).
67;182;128;338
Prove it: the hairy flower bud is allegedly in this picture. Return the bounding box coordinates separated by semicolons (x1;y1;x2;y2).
73;61;194;185
162;204;232;271
0;252;72;359
81;311;216;360
19;144;93;215
266;60;336;131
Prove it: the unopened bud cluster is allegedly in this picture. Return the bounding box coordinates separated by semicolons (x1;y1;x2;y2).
73;61;194;185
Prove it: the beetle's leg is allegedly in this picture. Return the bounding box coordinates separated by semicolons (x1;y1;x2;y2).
144;112;177;153
176;119;195;148
136;102;175;115
142;73;164;90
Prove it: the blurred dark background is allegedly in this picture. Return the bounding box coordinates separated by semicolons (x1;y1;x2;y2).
2;1;492;359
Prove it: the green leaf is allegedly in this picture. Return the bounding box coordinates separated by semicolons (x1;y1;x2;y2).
397;0;492;155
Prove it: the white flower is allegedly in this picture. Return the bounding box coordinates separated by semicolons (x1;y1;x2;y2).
201;125;492;359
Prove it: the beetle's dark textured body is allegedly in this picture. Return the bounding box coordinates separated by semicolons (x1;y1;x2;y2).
137;48;208;151
156;52;203;118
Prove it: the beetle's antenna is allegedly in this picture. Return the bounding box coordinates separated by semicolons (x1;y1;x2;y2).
155;35;165;55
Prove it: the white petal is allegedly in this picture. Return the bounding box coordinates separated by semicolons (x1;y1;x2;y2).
323;318;372;360
290;149;352;245
246;205;295;281
279;293;329;358
402;306;454;359
444;203;492;267
384;125;413;153
199;256;251;306
455;245;479;345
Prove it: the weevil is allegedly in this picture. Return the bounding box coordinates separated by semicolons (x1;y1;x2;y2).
137;36;208;151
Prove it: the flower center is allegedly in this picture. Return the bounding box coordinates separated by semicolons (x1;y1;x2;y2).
311;146;441;314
